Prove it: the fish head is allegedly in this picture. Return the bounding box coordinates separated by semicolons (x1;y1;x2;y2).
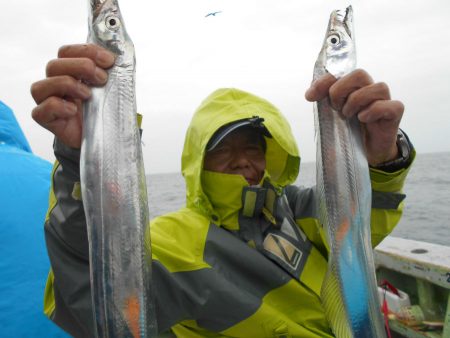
314;6;355;79
88;0;133;57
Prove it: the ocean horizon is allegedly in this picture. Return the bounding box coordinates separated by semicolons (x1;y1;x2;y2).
147;151;450;247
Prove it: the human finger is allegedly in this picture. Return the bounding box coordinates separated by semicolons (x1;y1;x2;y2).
58;43;115;69
31;96;78;126
31;97;82;148
305;73;337;102
341;82;390;117
358;100;404;124
328;69;374;111
31;76;92;105
46;57;108;86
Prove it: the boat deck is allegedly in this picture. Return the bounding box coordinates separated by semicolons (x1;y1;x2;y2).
375;236;450;338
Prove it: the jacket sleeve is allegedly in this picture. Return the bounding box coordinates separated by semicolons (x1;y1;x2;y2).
43;139;95;337
285;154;415;256
368;154;414;246
44;140;177;337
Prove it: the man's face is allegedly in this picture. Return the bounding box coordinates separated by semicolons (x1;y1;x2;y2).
203;127;266;186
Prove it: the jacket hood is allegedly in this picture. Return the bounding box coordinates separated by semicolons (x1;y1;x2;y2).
0;100;32;152
181;88;300;220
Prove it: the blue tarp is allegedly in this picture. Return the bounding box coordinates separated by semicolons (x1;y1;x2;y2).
0;101;69;337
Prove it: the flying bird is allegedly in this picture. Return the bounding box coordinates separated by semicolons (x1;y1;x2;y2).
205;11;222;17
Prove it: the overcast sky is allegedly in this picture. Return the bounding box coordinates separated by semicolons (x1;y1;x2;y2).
1;0;449;174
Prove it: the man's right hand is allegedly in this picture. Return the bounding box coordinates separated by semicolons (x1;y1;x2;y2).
31;44;115;149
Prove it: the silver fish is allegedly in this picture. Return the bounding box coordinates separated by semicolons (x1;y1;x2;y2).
313;6;386;338
80;0;157;337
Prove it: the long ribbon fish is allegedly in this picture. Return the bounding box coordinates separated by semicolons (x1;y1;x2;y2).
80;0;157;336
313;6;386;337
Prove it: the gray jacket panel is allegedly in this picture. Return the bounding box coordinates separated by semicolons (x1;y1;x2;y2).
44;139;94;337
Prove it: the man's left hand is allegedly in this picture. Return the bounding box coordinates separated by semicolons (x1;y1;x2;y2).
305;69;404;166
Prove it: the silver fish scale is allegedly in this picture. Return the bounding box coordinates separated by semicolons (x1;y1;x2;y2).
313;6;386;338
81;0;157;337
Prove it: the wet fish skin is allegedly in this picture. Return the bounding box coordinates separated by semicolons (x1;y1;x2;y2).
80;0;157;337
313;6;386;338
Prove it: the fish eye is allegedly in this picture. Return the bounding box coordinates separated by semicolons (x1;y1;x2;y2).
327;34;340;46
106;15;121;30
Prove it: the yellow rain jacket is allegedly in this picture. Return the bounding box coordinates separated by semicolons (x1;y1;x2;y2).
43;88;412;338
148;88;412;337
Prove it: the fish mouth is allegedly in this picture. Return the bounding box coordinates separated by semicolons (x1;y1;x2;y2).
90;0;105;11
90;0;105;19
330;6;353;39
90;0;118;18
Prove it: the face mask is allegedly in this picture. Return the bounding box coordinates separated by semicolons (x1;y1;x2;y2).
201;170;270;230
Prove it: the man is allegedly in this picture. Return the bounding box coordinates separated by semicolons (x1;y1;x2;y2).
31;44;413;337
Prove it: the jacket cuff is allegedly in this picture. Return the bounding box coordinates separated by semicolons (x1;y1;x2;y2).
370;148;416;193
53;138;81;166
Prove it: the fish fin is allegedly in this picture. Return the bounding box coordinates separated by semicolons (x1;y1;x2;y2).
321;269;352;337
123;294;141;338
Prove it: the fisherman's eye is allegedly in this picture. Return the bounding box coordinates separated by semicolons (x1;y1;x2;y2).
327;34;340;46
106;15;121;30
209;146;230;156
245;145;264;156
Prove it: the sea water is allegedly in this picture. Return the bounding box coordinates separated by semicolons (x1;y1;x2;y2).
147;151;450;247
